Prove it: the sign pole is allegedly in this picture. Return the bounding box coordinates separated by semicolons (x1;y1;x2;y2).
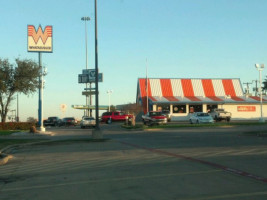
95;0;99;130
90;82;92;117
28;25;52;132
38;52;45;131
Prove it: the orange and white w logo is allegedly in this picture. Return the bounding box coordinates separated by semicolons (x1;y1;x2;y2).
27;25;53;53
28;25;52;44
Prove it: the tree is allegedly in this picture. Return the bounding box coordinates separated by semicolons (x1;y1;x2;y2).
110;105;116;112
119;103;142;115
27;117;37;123
263;77;267;94
0;58;41;122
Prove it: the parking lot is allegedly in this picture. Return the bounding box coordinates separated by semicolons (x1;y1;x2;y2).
1;123;267;200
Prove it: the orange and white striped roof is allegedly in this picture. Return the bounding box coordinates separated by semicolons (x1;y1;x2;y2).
137;78;267;103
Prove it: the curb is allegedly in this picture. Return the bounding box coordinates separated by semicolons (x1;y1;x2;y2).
0;137;54;166
0;153;13;165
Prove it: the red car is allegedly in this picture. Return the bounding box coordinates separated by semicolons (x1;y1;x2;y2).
101;111;132;124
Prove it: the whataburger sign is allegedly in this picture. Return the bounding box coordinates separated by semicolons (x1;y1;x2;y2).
27;25;53;53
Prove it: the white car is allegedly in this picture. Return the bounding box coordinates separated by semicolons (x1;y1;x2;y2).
80;117;96;128
189;112;214;124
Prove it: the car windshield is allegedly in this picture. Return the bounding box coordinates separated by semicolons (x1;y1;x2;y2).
84;117;94;120
197;113;209;117
64;118;74;120
150;112;162;116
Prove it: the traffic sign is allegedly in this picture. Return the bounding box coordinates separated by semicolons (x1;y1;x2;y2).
88;69;103;82
79;69;103;83
78;74;88;83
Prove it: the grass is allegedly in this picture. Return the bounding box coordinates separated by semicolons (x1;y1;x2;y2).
152;122;267;129
121;121;267;130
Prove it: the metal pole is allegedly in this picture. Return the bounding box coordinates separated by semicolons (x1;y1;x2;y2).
38;53;41;126
108;93;110;112
38;52;45;131
85;18;89;116
107;91;111;112
146;59;148;113
82;17;90;116
17;93;19;122
90;83;92;117
256;63;265;123
95;0;99;129
260;69;263;120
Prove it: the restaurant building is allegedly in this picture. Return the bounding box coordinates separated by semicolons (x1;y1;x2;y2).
136;78;267;121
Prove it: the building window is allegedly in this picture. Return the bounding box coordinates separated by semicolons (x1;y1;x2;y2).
157;105;170;112
173;105;186;113
207;105;218;113
189;105;202;113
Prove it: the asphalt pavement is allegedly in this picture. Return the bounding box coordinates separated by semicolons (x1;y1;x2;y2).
0;123;267;200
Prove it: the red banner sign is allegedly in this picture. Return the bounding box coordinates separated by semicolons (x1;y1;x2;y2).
237;106;256;112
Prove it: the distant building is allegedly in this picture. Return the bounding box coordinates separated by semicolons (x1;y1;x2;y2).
136;78;267;121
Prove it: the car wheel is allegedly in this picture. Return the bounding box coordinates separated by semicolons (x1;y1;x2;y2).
189;119;193;124
196;120;199;124
107;119;112;124
226;117;230;122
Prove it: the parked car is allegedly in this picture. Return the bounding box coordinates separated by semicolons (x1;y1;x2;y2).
189;112;214;124
101;111;132;124
80;117;96;128
209;108;231;122
43;117;61;126
142;111;167;125
60;117;77;126
162;110;171;122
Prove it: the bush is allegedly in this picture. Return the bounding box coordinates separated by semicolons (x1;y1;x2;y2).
0;122;35;130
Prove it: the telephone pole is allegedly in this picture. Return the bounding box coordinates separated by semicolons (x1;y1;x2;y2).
243;82;252;96
252;80;259;96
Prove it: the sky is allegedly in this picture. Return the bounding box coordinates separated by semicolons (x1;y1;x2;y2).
1;0;267;121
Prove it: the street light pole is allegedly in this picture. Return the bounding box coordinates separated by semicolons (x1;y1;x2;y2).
107;90;113;112
17;93;19;122
255;63;265;123
95;0;99;129
81;17;90;117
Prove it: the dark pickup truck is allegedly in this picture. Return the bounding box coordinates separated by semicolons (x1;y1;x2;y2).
43;117;61;126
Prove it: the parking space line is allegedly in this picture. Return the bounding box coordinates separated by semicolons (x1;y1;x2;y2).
120;141;267;184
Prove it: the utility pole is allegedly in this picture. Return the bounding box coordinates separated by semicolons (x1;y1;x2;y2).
243;82;252;96
95;0;99;129
252;80;259;96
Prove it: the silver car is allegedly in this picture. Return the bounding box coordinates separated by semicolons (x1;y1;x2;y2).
80;117;96;128
189;112;214;124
